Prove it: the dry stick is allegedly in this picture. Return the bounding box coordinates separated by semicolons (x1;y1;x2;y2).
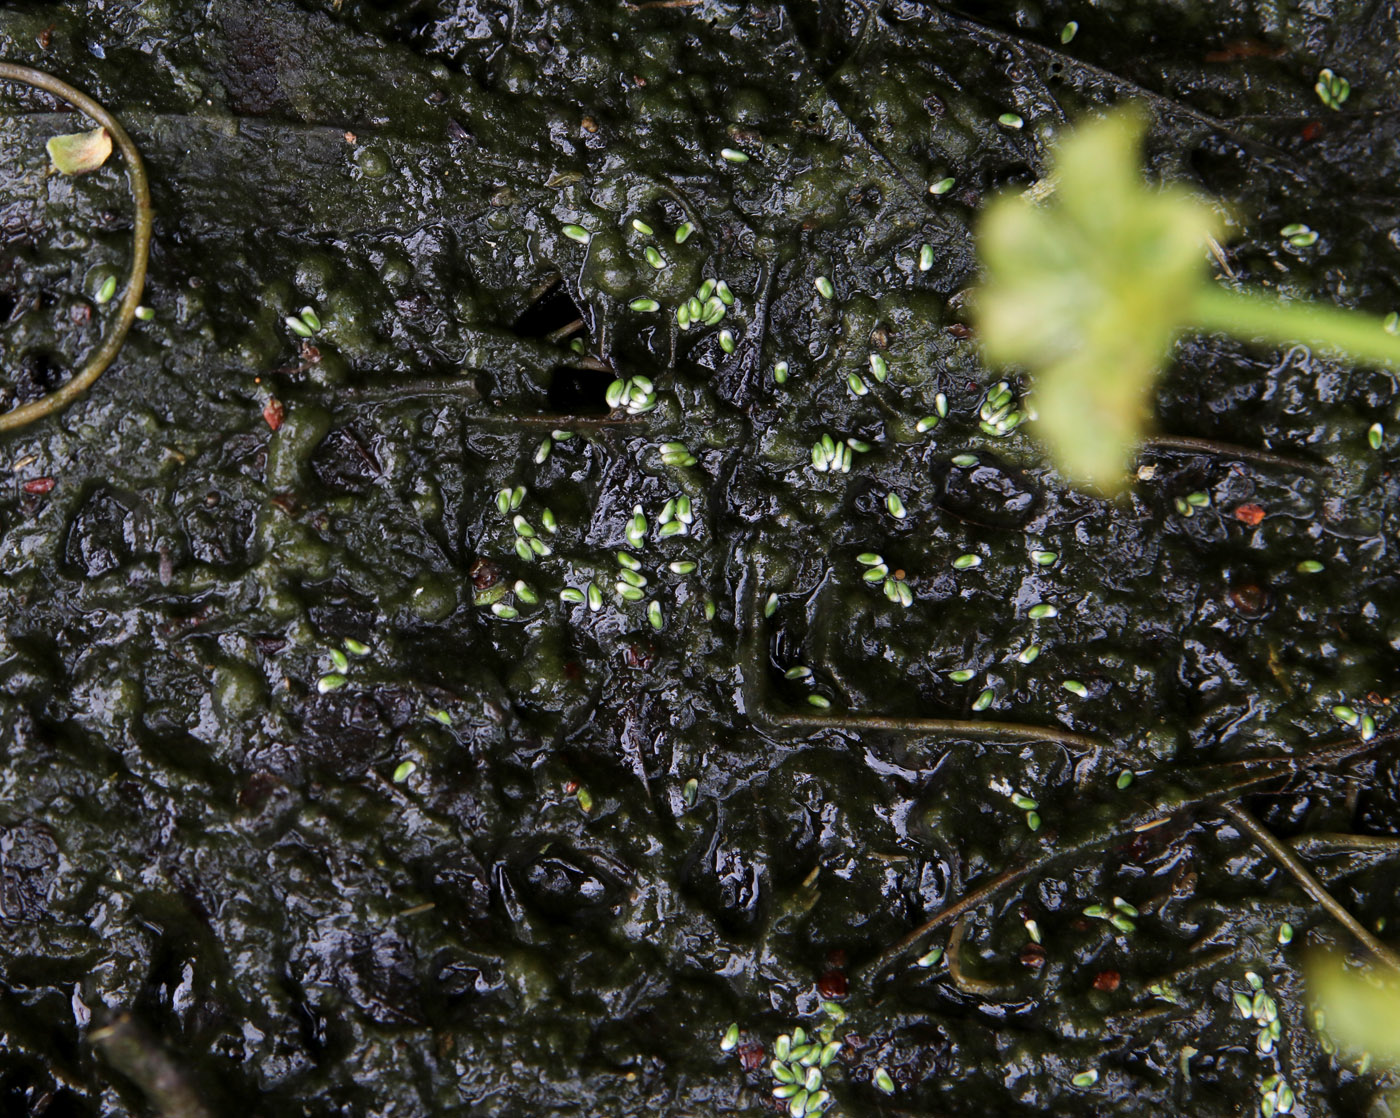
1140;433;1329;475
861;736;1394;982
1220;802;1400;976
768;709;1108;754
0;62;151;432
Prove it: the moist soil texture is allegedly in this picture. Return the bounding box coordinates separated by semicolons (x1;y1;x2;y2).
2;1;1400;1115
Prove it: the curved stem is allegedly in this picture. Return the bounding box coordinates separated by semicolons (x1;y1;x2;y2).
0;62;151;432
1190;285;1400;369
1220;803;1400;976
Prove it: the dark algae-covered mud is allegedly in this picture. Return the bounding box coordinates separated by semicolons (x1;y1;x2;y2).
2;1;1400;1114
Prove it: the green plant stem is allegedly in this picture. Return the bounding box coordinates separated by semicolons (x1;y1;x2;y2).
0;62;151;433
1191;285;1400;368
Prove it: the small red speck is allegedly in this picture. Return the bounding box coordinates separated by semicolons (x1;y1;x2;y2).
22;477;55;495
1301;121;1324;141
737;1042;765;1071
1234;503;1266;527
817;970;848;998
563;780;579;795
826;948;848;969
263;398;285;430
1020;943;1047;969
1093;970;1121;992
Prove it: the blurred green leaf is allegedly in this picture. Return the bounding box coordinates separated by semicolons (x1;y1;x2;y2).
1309;951;1400;1066
974;108;1221;493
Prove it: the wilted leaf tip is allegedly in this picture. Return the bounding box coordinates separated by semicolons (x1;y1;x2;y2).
47;126;112;175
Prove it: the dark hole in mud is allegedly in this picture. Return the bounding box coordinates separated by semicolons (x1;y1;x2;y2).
512;278;584;340
546;364;612;415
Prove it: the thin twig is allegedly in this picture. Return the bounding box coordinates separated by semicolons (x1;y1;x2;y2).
1220;802;1400;975
1140;434;1328;474
0;62;151;432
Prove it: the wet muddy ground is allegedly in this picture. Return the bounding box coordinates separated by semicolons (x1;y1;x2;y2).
1;1;1399;1114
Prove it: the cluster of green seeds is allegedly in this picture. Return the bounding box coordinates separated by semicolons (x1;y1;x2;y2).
1332;701;1378;740
857;553;913;608
768;1028;839;1116
659;440;698;468
672;276;734;330
604;375;657;415
978;380;1025;437
1231;971;1283;1056
1082;895;1138;934
1280;223;1318;249
811;433;868;473
1174;491;1210;517
1314;68;1350;109
284;304;322;338
315;636;371;693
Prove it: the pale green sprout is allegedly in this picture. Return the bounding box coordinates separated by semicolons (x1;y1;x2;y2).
974;108;1400;493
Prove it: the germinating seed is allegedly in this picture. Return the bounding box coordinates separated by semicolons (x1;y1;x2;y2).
847;373;868;396
1011;793;1037;810
393;760;417;783
329;649;349;673
917;948;943;967
1332;704;1359;726
514;538;534;562
953;554;980;569
721;1023;739;1052
814;276;834;299
616;584;644;601
286;315;314;338
973;688;994;711
916;416;938;433
630;297;660;312
344;638;370;657
716;281;734;305
765;592;779;617
1017;644;1040;664
491;603;519;619
1072;1070;1098;1088
999;112;1024;129
535;437;551;464
1031;550;1057;566
317;673;346;694
887;492;907;518
541;508;557;533
560;588;585;604
785;666;812;680
949;669;975;683
1061;19;1078;41
95;274;118;304
1297;559;1324;573
930;177;956;197
1026;811;1041;831
587;583;603;611
936;392;949;417
1063;679;1087;696
869;354;888;382
648;600;663;629
846;437;871;452
720;329;736;354
562;223;590;243
495;486;511;515
645;246;665;269
1116;770;1134;789
674;221;694;243
720;147;749;163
